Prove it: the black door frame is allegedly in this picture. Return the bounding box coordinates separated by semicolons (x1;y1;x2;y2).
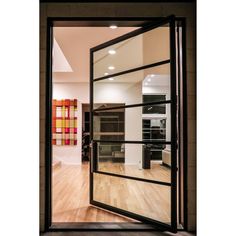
44;16;187;232
90;15;177;232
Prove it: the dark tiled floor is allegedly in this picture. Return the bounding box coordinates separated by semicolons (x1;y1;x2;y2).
41;231;196;236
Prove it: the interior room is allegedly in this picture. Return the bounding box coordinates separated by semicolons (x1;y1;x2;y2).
51;23;179;227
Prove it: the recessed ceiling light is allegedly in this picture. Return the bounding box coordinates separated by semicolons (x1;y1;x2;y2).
108;66;115;70
108;77;114;81
147;78;151;82
104;72;109;76
108;49;116;55
110;25;117;29
151;74;155;77
144;82;148;86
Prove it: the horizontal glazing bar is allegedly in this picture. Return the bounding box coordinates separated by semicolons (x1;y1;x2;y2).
93;59;170;82
93;100;171;112
93;140;171;145
90;15;174;52
95;170;172;186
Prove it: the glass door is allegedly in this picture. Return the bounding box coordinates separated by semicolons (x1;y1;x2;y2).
90;16;177;232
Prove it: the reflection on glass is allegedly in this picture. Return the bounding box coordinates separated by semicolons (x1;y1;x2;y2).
93;104;125;141
93;63;170;106
96;142;171;183
93;173;171;224
143;95;166;112
93;104;171;143
93;25;170;79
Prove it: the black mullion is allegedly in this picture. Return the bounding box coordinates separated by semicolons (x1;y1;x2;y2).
170;16;177;233
93;59;170;82
89;48;94;204
45;18;53;230
93;100;171;112
176;20;182;227
95;170;171;186
181;18;188;231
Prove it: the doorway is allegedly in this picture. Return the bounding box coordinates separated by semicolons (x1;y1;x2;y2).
46;16;187;233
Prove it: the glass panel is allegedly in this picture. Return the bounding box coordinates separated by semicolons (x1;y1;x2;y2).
93;173;171;224
93;24;170;79
96;142;171;183
93;63;170;107
93;104;171;143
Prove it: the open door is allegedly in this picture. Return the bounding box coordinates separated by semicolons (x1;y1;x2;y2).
90;16;177;232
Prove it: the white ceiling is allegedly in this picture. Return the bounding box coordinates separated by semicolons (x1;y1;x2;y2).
53;38;73;72
53;26;170;89
93;36;143;79
143;74;170;87
53;27;137;83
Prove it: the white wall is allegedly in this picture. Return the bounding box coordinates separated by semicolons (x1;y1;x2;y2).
94;82;171;163
143;85;171;150
94;81;143;164
52;82;171;165
53;81;144;165
52;82;89;165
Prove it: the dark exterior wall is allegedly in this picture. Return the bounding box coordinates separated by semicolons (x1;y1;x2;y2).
40;2;196;231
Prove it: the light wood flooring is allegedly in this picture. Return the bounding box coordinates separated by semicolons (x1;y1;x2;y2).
52;163;134;222
52;162;171;223
98;161;171;183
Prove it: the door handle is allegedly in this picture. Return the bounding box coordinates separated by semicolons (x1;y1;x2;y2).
90;141;97;173
90;141;93;173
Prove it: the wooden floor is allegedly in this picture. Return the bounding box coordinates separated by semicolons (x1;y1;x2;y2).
52;162;170;223
53;163;133;222
99;161;171;183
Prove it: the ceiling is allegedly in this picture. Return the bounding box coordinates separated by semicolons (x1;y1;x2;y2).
53;26;170;88
53;27;137;83
53;38;73;72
